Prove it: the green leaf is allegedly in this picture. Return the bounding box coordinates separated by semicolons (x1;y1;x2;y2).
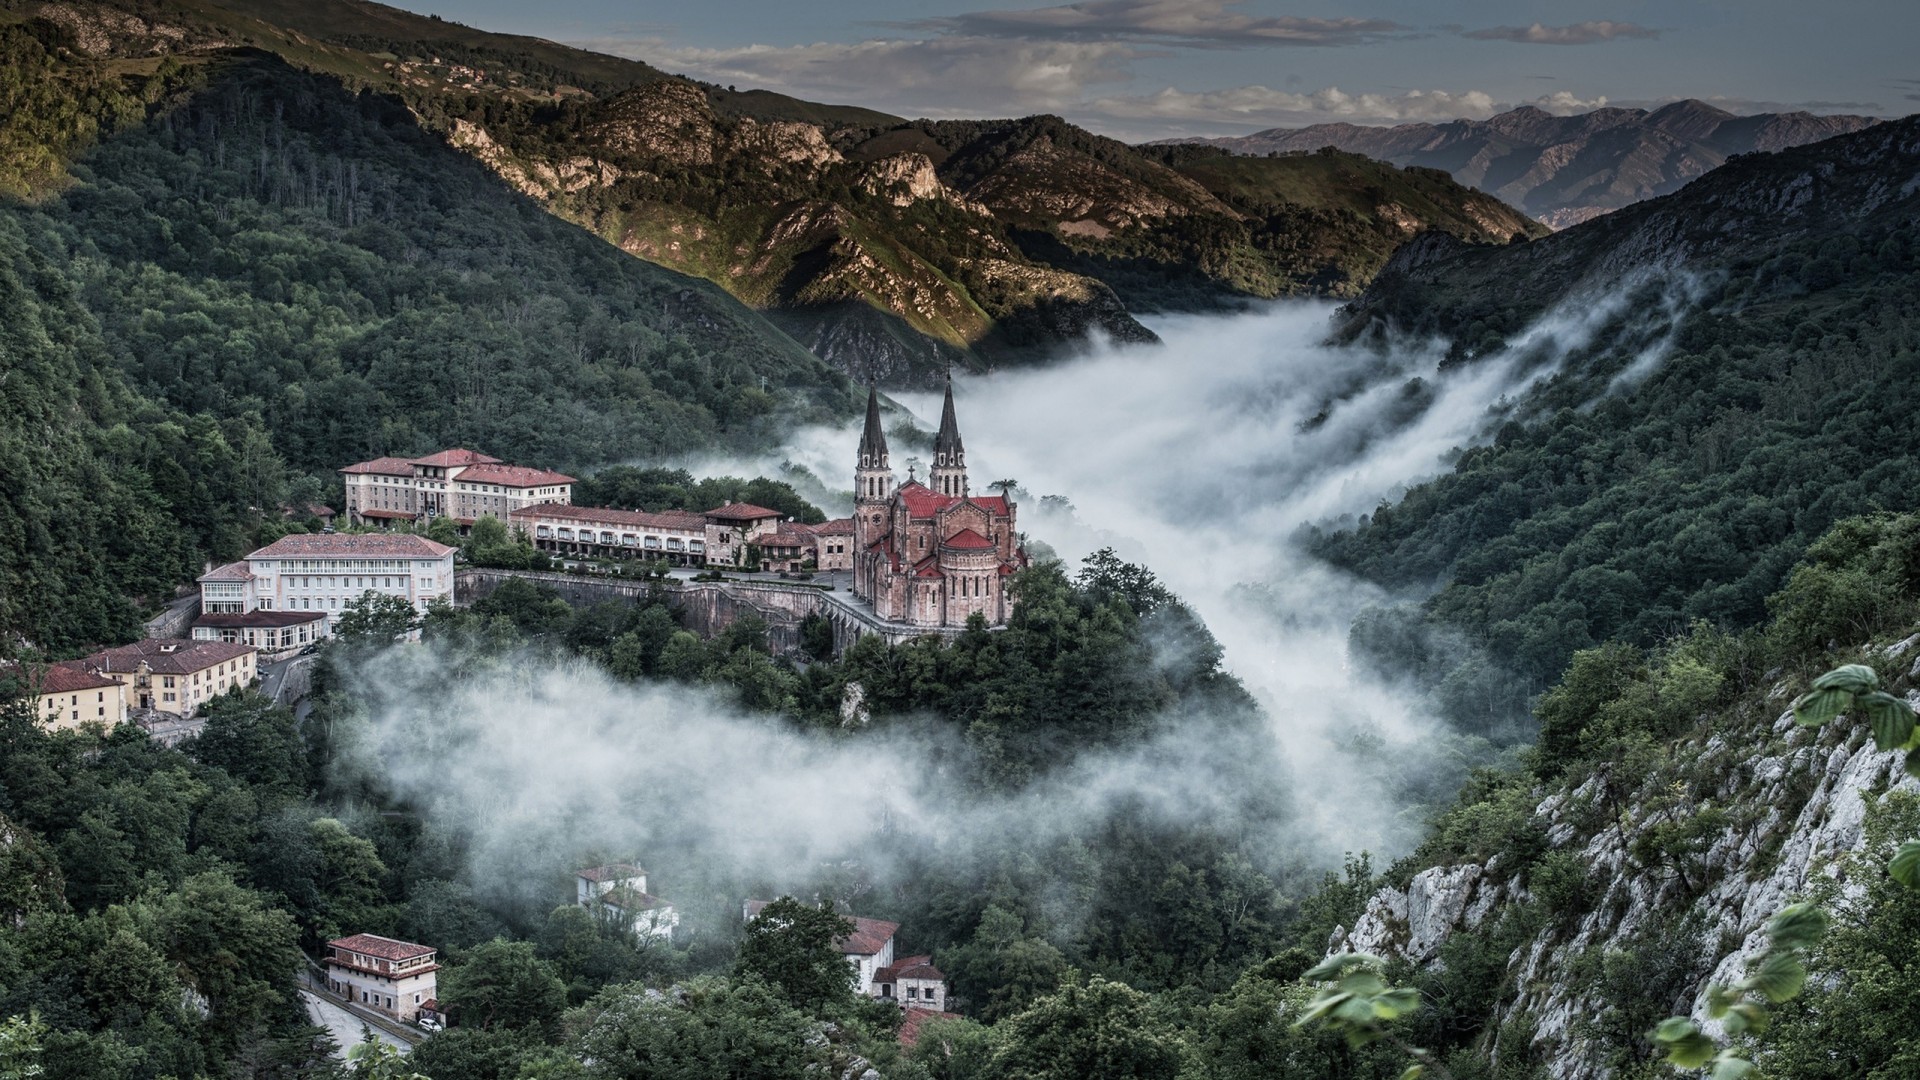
1729;1002;1770;1037
1652;1016;1718;1067
1745;950;1808;1003
1705;984;1737;1019
1792;686;1852;727
1812;664;1880;694
1373;987;1421;1020
1398;1068;1425;1080
1891;840;1920;889
1766;903;1829;951
1906;747;1920;781
1860;691;1916;750
1303;952;1379;981
1711;1052;1757;1080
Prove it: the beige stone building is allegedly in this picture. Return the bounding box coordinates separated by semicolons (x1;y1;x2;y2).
511;504;709;565
812;518;855;571
703;503;785;568
340;448;573;529
2;662;128;732
758;523;818;573
77;639;257;717
325;934;439;1023
853;382;1026;628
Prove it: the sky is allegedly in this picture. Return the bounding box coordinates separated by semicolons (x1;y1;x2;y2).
387;0;1919;140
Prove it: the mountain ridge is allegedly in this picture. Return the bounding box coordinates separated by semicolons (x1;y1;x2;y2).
1164;100;1881;229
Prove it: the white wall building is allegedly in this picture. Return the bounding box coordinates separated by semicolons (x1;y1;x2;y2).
513;506;709;565
341;448;574;529
225;533;456;627
325;934;438;1023
577;864;679;942
744;900;900;996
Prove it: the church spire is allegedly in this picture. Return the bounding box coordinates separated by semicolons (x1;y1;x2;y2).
858;385;889;470
930;373;968;498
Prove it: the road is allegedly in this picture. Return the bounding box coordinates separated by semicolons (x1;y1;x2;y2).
300;990;412;1058
259;654;314;706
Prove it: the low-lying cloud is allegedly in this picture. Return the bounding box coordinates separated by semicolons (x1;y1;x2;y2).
916;1;1410;48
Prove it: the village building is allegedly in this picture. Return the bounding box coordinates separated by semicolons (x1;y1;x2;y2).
340;448;574;530
576;864;678;942
325;934;439;1023
702;503;786;568
872;955;949;1011
852;381;1027;628
2;662;128;732
744;899;949;1007
76;639;256;717
510;505;709;565
200;534;456;629
811;518;856;572
758;522;818;573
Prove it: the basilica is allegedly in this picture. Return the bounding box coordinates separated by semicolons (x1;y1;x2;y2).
852;380;1027;628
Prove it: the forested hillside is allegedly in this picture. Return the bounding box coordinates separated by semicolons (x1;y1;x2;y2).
1316;116;1920;705
0;20;854;648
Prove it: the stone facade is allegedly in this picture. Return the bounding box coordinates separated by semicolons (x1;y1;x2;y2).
341;447;573;529
325;934;438;1023
512;504;709;565
852;382;1026;629
76;639;256;718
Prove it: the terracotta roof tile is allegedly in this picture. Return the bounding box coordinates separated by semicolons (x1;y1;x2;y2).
328;934;436;961
874;955;945;984
81;639;256;676
356;509;417;520
410;449;500;468
249;534;454;559
814;518;855;536
2;661;121;695
966;495;1011;515
340;456;417;475
704;503;785;523
197;561;253;583
896;482;958;518
458;462;575;487
193;612;328;629
942;528;994;550
743;901;897;956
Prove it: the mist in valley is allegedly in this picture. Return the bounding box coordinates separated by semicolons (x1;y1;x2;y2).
342;292;1692;939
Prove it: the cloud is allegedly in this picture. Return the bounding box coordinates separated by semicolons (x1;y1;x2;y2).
1463;20;1659;45
1080;85;1609;129
581;35;1141;114
914;0;1410;48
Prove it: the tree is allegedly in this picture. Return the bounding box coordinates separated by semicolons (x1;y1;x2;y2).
732;897;856;1014
568;976;831;1080
440;939;569;1037
989;976;1190;1080
188;695;309;801
336;591;421;646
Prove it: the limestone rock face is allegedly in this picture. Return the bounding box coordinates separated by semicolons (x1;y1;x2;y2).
1328;695;1920;1080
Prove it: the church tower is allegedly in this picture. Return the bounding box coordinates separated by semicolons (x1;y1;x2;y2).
853;387;894;601
929;375;968;499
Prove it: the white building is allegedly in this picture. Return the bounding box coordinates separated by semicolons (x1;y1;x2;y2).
873;955;949;1011
341;448;574;529
194;561;328;657
743;900;903;997
325;934;438;1023
513;506;709;565
577;864;679;942
209;533;456;628
78;639;257;718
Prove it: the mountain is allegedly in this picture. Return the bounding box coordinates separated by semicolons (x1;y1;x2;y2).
12;0;1543;386
1169;100;1880;229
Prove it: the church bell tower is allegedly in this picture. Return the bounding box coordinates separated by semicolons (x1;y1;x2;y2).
929;375;968;499
853;387;894;599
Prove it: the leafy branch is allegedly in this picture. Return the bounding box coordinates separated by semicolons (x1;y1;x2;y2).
1297;952;1451;1080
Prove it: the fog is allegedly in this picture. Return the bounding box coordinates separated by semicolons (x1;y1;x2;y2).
344;292;1688;928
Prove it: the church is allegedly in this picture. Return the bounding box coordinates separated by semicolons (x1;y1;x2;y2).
852;380;1027;629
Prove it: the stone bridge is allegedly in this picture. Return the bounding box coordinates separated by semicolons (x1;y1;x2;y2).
454;569;972;655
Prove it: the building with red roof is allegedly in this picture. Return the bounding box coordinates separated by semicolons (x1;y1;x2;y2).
339;446;572;530
744;900;907;995
75;639;256;718
1;661;128;732
851;380;1028;629
511;504;710;565
325;934;439;1023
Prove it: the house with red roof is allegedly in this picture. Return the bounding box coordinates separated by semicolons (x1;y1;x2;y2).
1;661;128;732
325;934;439;1023
339;447;573;530
193;534;456;636
577;864;679;942
745;900;921;997
75;639;257;718
851;379;1027;629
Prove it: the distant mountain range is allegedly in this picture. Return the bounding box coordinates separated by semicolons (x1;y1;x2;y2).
1163;101;1880;229
18;0;1542;385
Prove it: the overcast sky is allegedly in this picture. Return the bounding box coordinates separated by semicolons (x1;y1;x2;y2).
391;1;1919;140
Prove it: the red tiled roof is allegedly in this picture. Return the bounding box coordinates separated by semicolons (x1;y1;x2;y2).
81;639;256;676
743;901;898;956
2;661;120;695
249;534;454;559
578;863;645;883
459;462;575;488
896;482;958;518
340;456;416;475
197;561;253;583
601;887;673;912
704;503;785;523
193;611;328;629
913;555;943;579
874;955;945;984
356;509;417;520
966;495;1011;515
329;934;436;961
410;449;500;468
998;562;1017;575
814;518;855;535
942;528;994;550
513;505;702;531
898;1008;961;1048
760;527;816;550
